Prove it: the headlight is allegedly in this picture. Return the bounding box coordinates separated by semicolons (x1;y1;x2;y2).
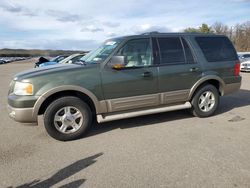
14;81;33;95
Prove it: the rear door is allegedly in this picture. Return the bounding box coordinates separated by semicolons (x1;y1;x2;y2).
155;36;202;104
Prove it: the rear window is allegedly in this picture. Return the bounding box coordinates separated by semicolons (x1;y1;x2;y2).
196;36;238;62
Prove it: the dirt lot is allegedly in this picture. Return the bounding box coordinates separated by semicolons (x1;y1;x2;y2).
0;61;250;188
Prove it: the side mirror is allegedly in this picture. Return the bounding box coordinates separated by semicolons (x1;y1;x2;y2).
109;56;126;70
68;60;73;64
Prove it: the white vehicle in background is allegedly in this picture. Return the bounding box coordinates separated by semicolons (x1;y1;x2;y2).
237;52;250;72
240;60;250;72
238;52;250;62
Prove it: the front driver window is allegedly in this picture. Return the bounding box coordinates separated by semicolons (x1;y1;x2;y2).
116;38;152;67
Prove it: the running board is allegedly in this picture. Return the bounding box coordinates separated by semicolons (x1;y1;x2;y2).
97;102;192;123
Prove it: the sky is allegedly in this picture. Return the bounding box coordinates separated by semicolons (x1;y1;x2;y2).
0;0;249;50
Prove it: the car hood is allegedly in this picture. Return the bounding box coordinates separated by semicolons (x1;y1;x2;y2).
14;63;92;81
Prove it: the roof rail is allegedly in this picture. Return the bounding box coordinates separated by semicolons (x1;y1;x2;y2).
141;31;159;35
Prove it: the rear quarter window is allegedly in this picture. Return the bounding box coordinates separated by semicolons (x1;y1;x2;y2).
195;36;238;62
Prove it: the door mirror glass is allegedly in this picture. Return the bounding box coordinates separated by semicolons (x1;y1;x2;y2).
109;56;126;70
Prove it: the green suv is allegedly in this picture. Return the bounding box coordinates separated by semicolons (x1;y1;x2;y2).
7;33;241;141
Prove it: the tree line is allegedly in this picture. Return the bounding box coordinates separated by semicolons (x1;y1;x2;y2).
0;49;87;57
184;21;250;52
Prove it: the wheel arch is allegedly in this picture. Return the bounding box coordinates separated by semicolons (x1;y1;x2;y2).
188;76;226;100
33;85;105;117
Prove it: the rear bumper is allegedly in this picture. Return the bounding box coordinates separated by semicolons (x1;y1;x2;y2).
7;105;37;124
223;82;241;95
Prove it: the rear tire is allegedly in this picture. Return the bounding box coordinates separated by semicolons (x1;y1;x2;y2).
44;96;92;141
190;84;219;117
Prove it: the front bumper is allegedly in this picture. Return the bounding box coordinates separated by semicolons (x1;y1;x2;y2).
8;93;38;108
7;105;37;124
240;63;250;72
240;68;250;72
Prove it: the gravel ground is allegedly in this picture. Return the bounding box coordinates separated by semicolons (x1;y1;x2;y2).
0;61;250;188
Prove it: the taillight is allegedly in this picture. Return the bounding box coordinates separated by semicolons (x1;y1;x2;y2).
234;60;240;76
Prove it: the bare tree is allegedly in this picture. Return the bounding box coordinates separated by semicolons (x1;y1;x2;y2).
212;22;229;35
233;22;250;51
184;21;250;51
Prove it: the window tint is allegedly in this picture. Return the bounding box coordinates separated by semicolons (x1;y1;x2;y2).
116;38;152;67
157;37;185;64
181;38;195;63
196;37;238;62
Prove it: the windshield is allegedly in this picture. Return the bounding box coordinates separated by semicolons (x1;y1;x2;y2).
80;40;121;64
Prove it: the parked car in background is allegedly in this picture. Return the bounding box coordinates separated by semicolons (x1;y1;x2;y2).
240;60;250;72
51;55;69;63
35;55;68;68
54;53;85;65
0;60;6;64
36;54;85;67
238;52;250;62
8;32;241;141
0;57;29;64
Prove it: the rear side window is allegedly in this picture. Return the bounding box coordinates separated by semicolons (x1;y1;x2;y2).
196;36;238;62
157;37;185;64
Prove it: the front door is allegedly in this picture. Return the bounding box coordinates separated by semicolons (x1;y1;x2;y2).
101;38;159;113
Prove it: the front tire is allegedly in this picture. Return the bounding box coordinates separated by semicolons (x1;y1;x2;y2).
44;96;92;141
190;84;219;117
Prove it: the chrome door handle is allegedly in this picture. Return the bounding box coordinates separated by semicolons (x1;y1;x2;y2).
142;71;152;77
190;67;199;72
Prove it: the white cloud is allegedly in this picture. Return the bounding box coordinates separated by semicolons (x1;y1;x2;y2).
133;24;172;34
0;0;249;50
81;25;104;33
1;38;99;50
230;0;250;2
102;22;120;28
46;10;82;23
